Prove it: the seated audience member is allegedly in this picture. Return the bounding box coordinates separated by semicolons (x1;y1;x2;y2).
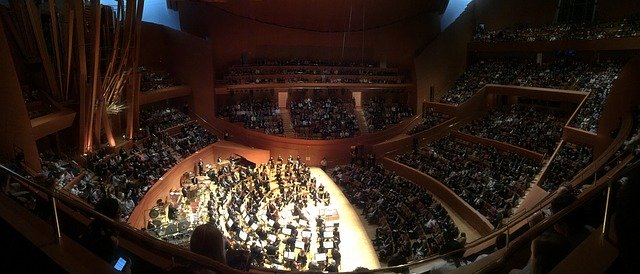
172;223;227;274
226;248;251;271
612;174;640;273
510;230;572;274
79;197;123;266
430;241;469;274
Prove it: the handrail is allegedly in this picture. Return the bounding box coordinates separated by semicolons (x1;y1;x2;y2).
1;142;633;274
188;110;226;137
0;163;246;274
451;153;635;274
377;115;634;272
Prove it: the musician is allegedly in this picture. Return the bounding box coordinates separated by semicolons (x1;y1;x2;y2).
250;242;263;265
268;156;274;169
190;175;197;185
168;202;178;220
147;219;158;230
265;242;278;256
197;159;204;175
296;249;308;269
332;248;341;269
318;184;325;199
181;185;189;199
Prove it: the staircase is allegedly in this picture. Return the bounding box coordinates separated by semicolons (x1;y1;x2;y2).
280;109;296;138
355;108;370;134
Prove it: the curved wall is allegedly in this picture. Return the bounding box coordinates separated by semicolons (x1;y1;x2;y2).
210;115;420;167
128;141;270;229
380;157;494;236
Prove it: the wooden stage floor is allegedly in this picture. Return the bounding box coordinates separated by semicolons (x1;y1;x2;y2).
309;167;381;271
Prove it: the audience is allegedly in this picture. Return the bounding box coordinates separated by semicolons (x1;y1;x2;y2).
140;106;191;134
225;58;404;86
474;18;640;43
289;97;359;139
39;151;81;190
140;67;180;93
541;143;593;192
330;164;460;263
408;109;451;135
460;104;566;155
167;123;219;157
397;135;541;227
438;57;623;133
570;61;623;132
217;98;284;136
362;96;413;132
76;109;218;220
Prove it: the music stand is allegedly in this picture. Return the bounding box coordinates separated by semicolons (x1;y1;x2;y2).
323;231;333;238
227;219;234;227
295;241;305;249
299;219;308;226
314;253;327;262
239;231;248;241
268;219;275;227
282;228;292;236
268;234;277;243
301;230;312;238
250;223;259;231
284;251;295;260
323;241;334;249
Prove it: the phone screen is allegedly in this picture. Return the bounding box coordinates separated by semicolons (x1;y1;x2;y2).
114;257;127;271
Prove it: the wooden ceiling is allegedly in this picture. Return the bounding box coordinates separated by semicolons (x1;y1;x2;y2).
170;0;449;32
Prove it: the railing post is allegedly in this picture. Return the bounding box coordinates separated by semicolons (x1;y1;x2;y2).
51;195;63;243
601;177;613;239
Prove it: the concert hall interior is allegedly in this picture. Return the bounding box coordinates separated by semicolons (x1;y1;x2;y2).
1;0;640;273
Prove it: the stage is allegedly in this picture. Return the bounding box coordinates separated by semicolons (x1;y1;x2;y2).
128;144;380;271
309;167;381;271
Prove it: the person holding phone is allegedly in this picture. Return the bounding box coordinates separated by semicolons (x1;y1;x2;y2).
79;197;131;272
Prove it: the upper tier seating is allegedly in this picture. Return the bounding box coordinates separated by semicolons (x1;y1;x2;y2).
362;96;414;132
217;100;284;136
397;136;541;227
473;18;640;43
460;104;567;155
289;97;359;139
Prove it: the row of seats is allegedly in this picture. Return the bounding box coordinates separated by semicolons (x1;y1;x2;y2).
474;18;640;43
397;135;541;227
330;163;460;264
438;58;623;133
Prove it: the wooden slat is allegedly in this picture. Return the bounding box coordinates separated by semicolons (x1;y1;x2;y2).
25;0;61;98
71;0;89;152
132;0;145;134
49;0;64;94
87;0;102;148
10;0;37;57
102;106;116;147
64;10;74;99
0;8;31;60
